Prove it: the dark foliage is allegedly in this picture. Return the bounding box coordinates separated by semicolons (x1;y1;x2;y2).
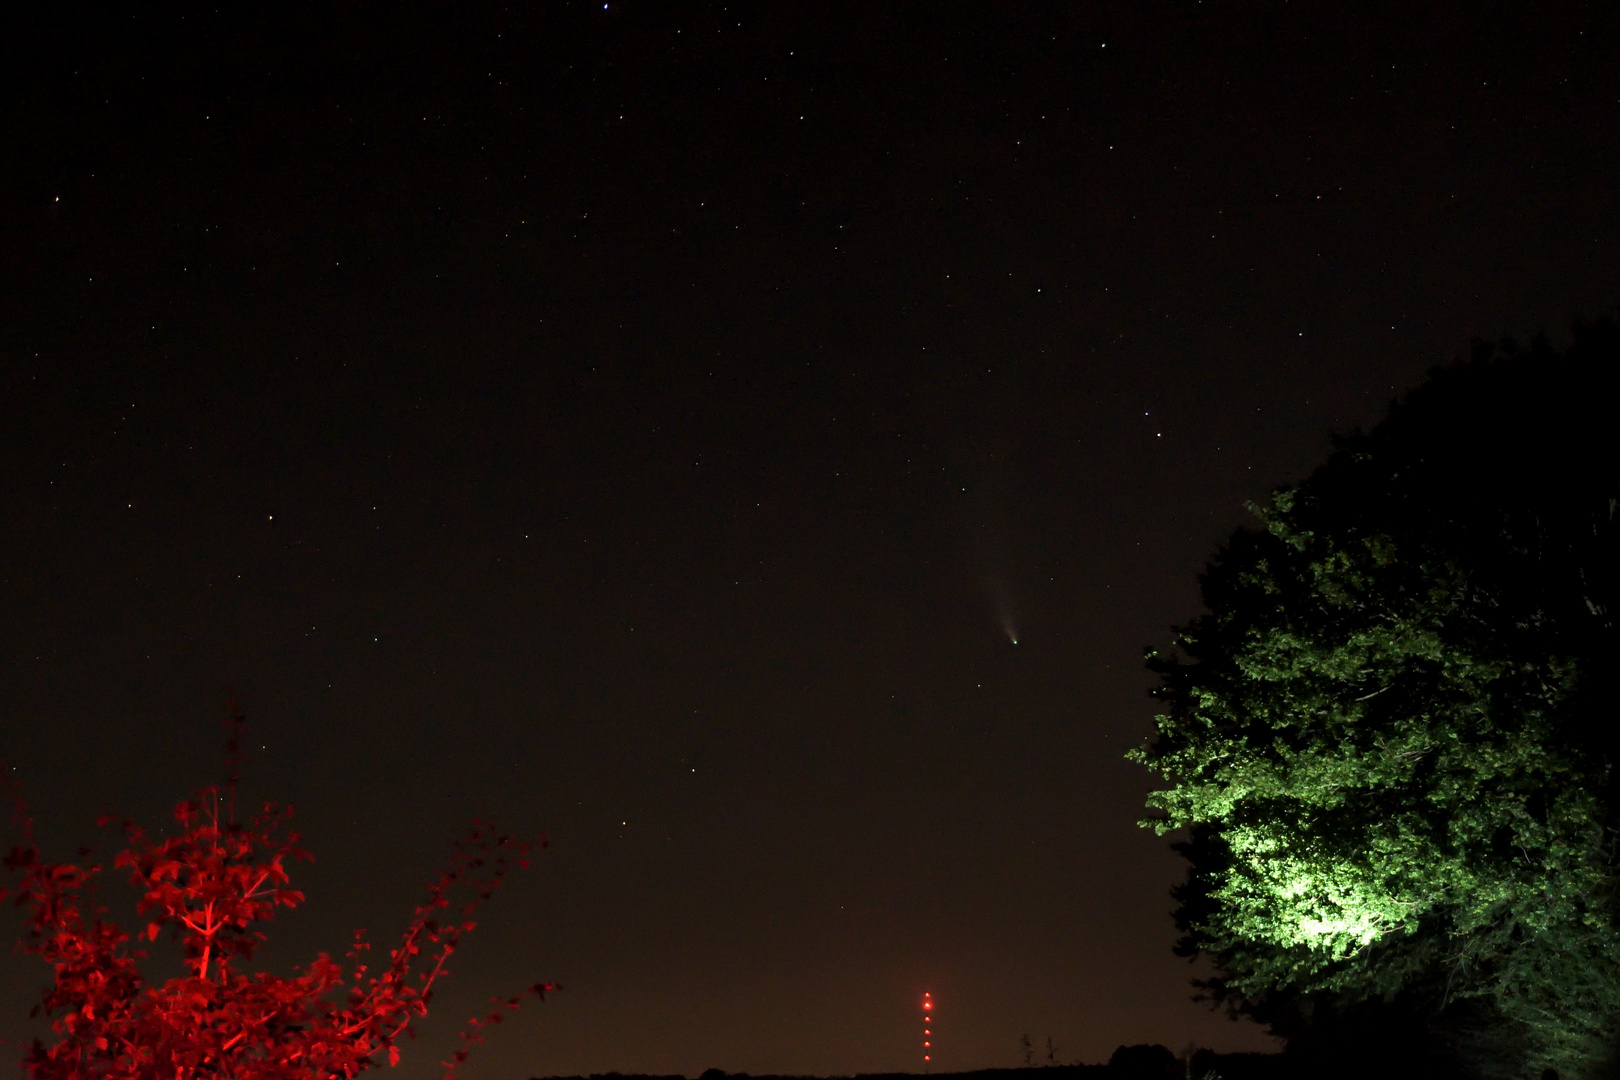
1105;1044;1177;1079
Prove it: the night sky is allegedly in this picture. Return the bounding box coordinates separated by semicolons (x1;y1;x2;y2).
3;2;1618;1077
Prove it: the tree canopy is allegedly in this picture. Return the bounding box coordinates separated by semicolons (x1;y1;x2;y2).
2;721;552;1080
1132;322;1619;1079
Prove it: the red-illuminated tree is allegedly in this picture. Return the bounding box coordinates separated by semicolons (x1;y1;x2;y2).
2;722;552;1080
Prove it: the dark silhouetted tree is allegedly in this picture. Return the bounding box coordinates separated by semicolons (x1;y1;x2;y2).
1131;322;1620;1079
1107;1043;1178;1079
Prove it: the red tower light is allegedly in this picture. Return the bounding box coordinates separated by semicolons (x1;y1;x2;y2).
921;993;934;1072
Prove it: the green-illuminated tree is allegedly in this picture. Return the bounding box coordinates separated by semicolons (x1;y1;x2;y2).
1132;322;1620;1079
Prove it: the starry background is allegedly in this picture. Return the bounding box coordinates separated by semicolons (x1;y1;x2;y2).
2;2;1618;1077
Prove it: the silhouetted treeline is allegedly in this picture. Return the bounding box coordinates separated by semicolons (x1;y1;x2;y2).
524;1045;1295;1080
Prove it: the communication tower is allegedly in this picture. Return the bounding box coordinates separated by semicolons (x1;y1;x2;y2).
922;992;934;1073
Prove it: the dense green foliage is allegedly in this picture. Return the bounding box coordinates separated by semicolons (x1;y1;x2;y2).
1132;323;1619;1078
